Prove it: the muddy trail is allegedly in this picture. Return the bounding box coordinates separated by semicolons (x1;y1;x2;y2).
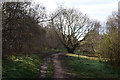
39;52;75;79
39;54;52;78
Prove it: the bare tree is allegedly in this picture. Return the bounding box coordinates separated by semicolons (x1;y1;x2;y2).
50;7;95;53
2;2;47;55
80;21;101;54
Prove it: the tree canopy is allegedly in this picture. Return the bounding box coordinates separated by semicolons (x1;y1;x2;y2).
50;7;97;53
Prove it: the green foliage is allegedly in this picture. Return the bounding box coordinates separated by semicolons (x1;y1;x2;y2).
2;54;45;79
99;29;120;66
98;12;120;66
64;54;120;78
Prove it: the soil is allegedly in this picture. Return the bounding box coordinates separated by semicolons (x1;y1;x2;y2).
39;52;75;78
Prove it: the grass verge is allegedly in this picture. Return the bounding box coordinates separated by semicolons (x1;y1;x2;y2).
2;48;64;80
2;53;50;80
64;53;120;78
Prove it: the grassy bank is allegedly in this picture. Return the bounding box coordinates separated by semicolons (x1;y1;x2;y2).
2;49;60;80
64;53;120;78
2;54;45;80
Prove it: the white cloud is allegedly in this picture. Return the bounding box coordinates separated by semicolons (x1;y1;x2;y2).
64;1;118;22
33;0;119;23
33;0;57;14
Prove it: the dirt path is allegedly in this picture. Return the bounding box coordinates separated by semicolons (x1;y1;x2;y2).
39;55;51;78
39;52;75;78
52;53;75;78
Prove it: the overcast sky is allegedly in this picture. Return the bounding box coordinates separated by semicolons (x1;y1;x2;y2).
34;0;119;23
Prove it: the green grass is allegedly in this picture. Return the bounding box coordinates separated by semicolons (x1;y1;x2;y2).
49;48;67;52
75;50;89;55
2;53;47;80
2;48;65;80
64;53;120;78
46;59;54;78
